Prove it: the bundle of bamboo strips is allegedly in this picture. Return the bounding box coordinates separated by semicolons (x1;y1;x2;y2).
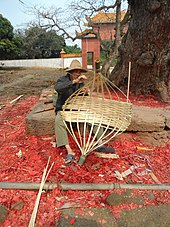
28;157;54;227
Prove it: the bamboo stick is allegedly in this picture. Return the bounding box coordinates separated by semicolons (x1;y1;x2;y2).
0;182;170;191
28;157;54;227
127;61;131;102
10;95;23;104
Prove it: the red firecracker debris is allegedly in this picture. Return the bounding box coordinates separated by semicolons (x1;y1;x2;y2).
0;95;170;226
69;217;76;225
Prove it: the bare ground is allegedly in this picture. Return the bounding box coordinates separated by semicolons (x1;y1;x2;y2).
0;67;64;98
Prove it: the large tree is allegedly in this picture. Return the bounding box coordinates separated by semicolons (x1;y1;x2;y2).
21;26;66;59
0;14;22;60
110;0;170;102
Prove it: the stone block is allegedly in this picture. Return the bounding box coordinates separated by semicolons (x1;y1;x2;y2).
164;108;170;129
26;100;169;136
26;102;55;135
127;105;165;132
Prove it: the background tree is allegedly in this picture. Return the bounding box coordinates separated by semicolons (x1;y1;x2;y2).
0;14;22;60
64;44;81;54
0;12;81;60
20;26;66;59
110;0;170;102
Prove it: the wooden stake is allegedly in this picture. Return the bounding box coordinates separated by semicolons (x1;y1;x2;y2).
127;61;131;102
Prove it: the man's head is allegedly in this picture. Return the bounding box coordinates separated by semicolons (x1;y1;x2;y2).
66;60;87;74
66;60;88;82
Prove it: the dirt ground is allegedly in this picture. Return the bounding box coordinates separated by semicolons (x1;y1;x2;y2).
0;67;63;98
0;67;170;226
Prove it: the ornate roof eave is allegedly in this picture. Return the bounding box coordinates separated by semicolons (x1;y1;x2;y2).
76;29;97;39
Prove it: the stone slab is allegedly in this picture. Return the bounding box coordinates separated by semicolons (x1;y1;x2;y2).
25;101;169;136
26;102;55;136
117;204;170;227
58;207;117;227
164;108;170;128
57;204;170;227
127;105;166;132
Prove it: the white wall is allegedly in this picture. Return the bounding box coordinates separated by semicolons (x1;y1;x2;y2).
0;57;82;69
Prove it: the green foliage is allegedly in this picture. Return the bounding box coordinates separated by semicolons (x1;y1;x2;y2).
0;14;67;60
64;44;81;54
100;40;117;65
18;26;66;59
0;14;22;59
100;50;118;65
0;39;21;60
100;51;108;64
0;15;80;60
0;14;13;40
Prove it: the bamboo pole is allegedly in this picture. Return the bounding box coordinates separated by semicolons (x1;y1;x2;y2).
127;61;131;102
0;182;170;191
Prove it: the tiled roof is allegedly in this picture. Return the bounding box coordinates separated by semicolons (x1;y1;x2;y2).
88;10;126;23
79;10;127;37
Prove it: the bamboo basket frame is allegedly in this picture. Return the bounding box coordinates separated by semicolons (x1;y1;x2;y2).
61;68;132;165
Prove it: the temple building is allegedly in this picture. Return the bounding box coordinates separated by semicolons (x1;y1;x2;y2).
81;11;127;68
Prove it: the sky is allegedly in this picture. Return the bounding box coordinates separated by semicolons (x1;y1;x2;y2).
0;0;80;46
0;0;68;28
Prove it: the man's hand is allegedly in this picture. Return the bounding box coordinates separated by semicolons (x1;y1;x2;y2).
72;75;88;84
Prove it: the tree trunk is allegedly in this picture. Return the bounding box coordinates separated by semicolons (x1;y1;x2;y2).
101;0;122;77
109;0;170;102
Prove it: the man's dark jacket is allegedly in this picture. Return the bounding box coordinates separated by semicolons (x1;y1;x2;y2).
54;73;84;113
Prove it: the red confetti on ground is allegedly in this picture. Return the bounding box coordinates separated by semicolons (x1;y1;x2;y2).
69;217;76;225
0;95;170;226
